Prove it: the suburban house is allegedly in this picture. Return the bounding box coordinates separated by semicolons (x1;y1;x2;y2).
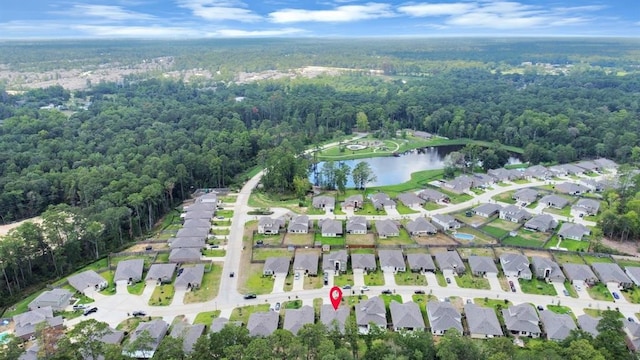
431;214;461;231
465;304;503;339
67;270;108;293
500;253;532;279
263;257;291;276
591;262;633;289
288;215;310;233
197;192;218;204
513;188;539;205
390;301;425;331
378;250;406;273
557;223;590;241
579;178;604;192
468;256;498;277
556;182;590;196
312;195;335;211
247;311;279;337
210;318;236;333
562;263;598;287
293;253;319;276
122;319;168;359
539;195;569;209
443;176;473;194
473;203;502;218
371;192;396;210
523;165;551;180
320;304;350;333
625;267;640;286
170;322;206;354
182;209;214;220
531;257;565;282
406;253;436;273
524;214;558;232
418;189;449;203
176;227;209;239
283;305;315;335
559;163;585;175
342;194;364;210
351;253;377;272
571;198;601;216
145;263;177;283
405;217;437;236
174;264;205;290
499;205;532;223
319;219;343;237
14;307;63;340
577;314;601;337
397;192;425;208
434;251;465;276
258;217;285;235
623;320;640;352
548;165;569;177
575;160;599;173
185;201;215;212
170;237;206;249
489;168;519;182
355;297;387;334
28;288;72;311
322;250;348;273
375;219;400;238
346;216;368;234
114;258;144;283
502;303;541;338
427;300;463;335
183;218;211;229
593;158;618;171
473;173;495;188
169;248;202;263
540;311;576;341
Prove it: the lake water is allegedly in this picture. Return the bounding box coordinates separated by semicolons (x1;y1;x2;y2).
312;146;521;187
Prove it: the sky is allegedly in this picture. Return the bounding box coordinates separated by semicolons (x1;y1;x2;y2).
1;0;639;39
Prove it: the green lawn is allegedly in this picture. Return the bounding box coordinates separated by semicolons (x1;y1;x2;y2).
334;271;354;287
621;287;640;304
423;202;444;211
544;206;572;217
474;298;512;312
283;300;303;309
212;229;230;235
456;226;498;245
184;263;223;303
219;195;237;203
435;272;447;287
615;259;640;268
564;282;578;298
501;236;545;248
395;272;428;286
583;308;622;318
491;191;517;204
342;295;368;307
148;284;174;306
364;271;385;286
216;210;234;218
518;278;557;296
313;232;345;246
99;270;116;295
229;304;271;325
202;249;226;257
544;237;589;251
128;281;146;295
587;283;614;301
380;294;402;306
583;256;613;265
553;253;585;265
547;305;573;316
482;225;508;238
455;273;490;289
243;271;275;295
3;289;46;317
155;253;170;263
194;310;221;325
396;203;419;215
252;248;292;261
376;229;415;245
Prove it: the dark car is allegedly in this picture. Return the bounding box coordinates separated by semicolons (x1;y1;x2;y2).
414;290;425;294
229;272;235;278
537;305;544;311
381;289;392;295
274;302;281;311
446;278;451;284
342;285;351;290
132;311;146;317
244;293;257;299
83;307;98;316
628;317;636;323
613;292;620;300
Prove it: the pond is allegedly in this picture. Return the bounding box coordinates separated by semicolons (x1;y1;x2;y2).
312;145;521;187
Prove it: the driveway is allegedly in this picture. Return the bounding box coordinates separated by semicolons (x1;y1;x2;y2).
507;276;523;293
424;272;440;288
607;283;628;304
172;289;187;305
575;285;592;300
142;281;156;301
353;269;365;287
552;281;568;297
486;273;504;292
271;274;286;294
292;274;304;291
385;208;400;218
383;270;397;286
115;280;128;295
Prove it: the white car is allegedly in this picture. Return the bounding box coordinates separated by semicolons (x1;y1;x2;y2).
294;272;300;280
361;286;369;291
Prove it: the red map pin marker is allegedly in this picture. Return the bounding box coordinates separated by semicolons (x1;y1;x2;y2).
330;286;343;310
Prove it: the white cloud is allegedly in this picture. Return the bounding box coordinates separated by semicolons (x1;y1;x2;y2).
211;27;305;37
177;0;262;22
75;25;201;38
398;3;475;17
65;4;155;21
269;3;395;23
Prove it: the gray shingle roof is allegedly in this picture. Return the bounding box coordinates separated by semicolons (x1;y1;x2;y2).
351;253;376;270
125;319;168;358
473;203;502;216
28;288;72;311
355;297;386;328
502;303;540;334
169;248;202;263
531;256;565;281
67;270;107;292
378;250;405;269
556;182;589;194
626;266;640;286
247;311;279;337
176;227;210;239
375;219;399;237
500;253;532;277
397;192;425;207
524;214;557;232
406;253;436;271
577;314;600;337
390;301;425;330
592;262;632;284
288;215;310;232
322;250;348;271
434;251;464;272
557;223;590;240
371;193;396;210
464;304;503;337
263;257;291;275
145;264;177;282
170;323;206;353
513;188;539;203
175;264;205;289
320;304;350;333
539;195;569;209
114;259;144;282
283;305;314;335
170;237;206;249
405;217;437;235
419;189;448;202
319;219;343;235
572;198;600;215
182;209;215;220
183;219;211;228
562;263;597;283
346;216;367;233
313;195;335;209
427;301;462;333
293;253;319;275
468;256;498;274
540;311;576;341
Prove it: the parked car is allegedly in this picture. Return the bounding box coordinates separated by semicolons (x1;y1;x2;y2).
575;285;582;291
72;304;86;311
145;245;153;251
628;317;636;323
274;302;281;311
343;285;352;290
361;286;369;291
537;305;544;311
563;289;570;296
244;293;257;299
381;289;392;295
83;307;98;316
613;292;620;300
446;278;451;284
294;272;301;280
256;240;264;245
229;272;235;278
466;299;472;304
414;290;425;294
216;216;225;220
132;311;146;317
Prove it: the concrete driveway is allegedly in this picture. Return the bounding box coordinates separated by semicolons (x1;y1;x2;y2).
292;274;304;291
486;273;504;292
142;281;156;302
353;269;365;287
424;272;440;288
383;270;396;286
115;280;128;295
607;283;628;304
507;277;523;293
552;281;568;297
172;289;187;305
271;274;286;294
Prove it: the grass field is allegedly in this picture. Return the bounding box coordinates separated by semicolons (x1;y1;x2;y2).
252;248;292;261
502;236;545;248
283;233;314;246
116;316;163;333
474;298;512;313
346;234;375;246
423;202;444;211
148;284;174;306
482;225;508;239
488;219;522;231
314;233;345;246
518;278;557;296
615;259;640;268
547;305;573;317
455;273;490;289
564;282;578;298
380;294;402;306
456;227;498;245
193;310;221;325
587;283;614;301
492;191;517;204
395;272;428;286
128;281;146;295
544;237;589;251
621;287;640;304
583;256;613;265
553;252;585;264
364;270;385;286
229;304;270;325
376;229;415;246
184;263;222;303
202;249;226;257
334;271;354;287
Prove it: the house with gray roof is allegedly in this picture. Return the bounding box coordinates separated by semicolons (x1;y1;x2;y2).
397;192;425;208
176;227;209;239
427;300;462;335
170;237;206;249
513;188;539;205
319;218;343;237
562;263;598;287
293;253;319;276
342;194;364;210
625;266;640;286
28;288;72;311
540;311;576;341
170;322;206;354
356;297;387;334
288;215;310;233
14;307;63;340
561;164;586;175
197;192;218;204
407;253;436;273
465;304;503;339
531;256;565;282
247;311;279;337
473;203;502;218
572;198;601;216
322;250;348;273
68;270;108;293
351;253;376;272
258;217;285;235
312;195;335;211
18;342;39;360
371;193;396;210
473;173;495;188
469;256;498;277
523;165;551;180
443;176;473;194
502;303;540;338
624;320;640;352
379;250;405;273
99;327;125;346
320;304;350;333
114;259;144;283
390;301;425;331
579;178;604;192
284;305;315;335
182;210;214;220
593;158;618;170
539;195;569;209
489;168;519;182
375;219;400;238
405;217;437;236
210;317;234;333
346;216;367;234
175;264;205;290
434;251;465;276
500;253;532;279
123;319;168;359
524;214;557;232
558;223;590;241
575;161;599;172
499;205;532;223
556;182;589;196
577;314;601;337
548;165;568;177
431;214;461;231
145;263;177;283
419;189;449;203
183;218;211;228
186;201;216;211
169;248;202;263
263;257;291;276
592;262;633;289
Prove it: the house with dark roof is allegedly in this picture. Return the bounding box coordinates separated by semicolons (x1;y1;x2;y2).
571;198;601;216
355;297;387;334
540;311;576;341
378;250;405;273
210;317;237;333
320;304;350;333
623;320;640;352
319;219;343;237
284;305;315;335
247;311;279;337
263;257;291;276
342;194;364;210
531;257;565;282
524;214;557;232
558;223;590;241
434;251;465;276
186;201;216;212
122;319;169;359
293;253;319;276
427;300;462;335
523;165;551;180
28;288;72;311
405;217;437;236
560;164;585;175
322;250;348;273
169;248;202;263
390;301;425;331
468;256;498;277
592;262;633;289
312;195;335;211
578;178;604;192
575;160;599;172
371;193;396;210
500;253;532;279
577;314;600;337
114;259;144;283
14;307;63;340
170;322;206;354
68;270;108;293
170;237;206;249
397;192;425;208
473;203;502;218
593;158;618;170
473;173;495;188
547;165;569;177
175;264;205;290
183;218;211;228
288;215;310;233
562;263;598;287
502;303;540;338
489;168;519;182
431;214;461;231
513;188;539;205
176;227;209;239
346;216;367;234
556;182;589;196
499;205;532;223
625;266;640;286
443;176;473;194
539;195;569;209
375;219;400;238
418;189;449;203
465;304;503;339
145;263;177;283
351;253;376;272
407;253;436;273
182;210;214;220
258;217;285;235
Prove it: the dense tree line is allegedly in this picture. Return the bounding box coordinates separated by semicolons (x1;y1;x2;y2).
598;169;640;242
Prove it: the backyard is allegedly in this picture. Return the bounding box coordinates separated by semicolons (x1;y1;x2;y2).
314;233;345;246
346;234;375;246
375;229;415;246
252;248;292;261
552;252;585;265
283;233;314;246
